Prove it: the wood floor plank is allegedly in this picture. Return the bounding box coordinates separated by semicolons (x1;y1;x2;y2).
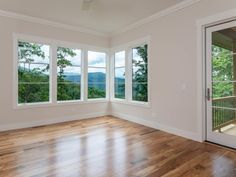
0;116;236;177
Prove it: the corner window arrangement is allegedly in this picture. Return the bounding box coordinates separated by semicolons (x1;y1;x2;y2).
88;51;107;99
57;47;81;101
114;51;126;99
15;35;149;108
17;41;51;104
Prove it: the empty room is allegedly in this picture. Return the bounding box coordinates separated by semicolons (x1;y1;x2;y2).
0;0;236;176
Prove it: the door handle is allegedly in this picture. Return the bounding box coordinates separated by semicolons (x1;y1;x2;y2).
206;88;211;101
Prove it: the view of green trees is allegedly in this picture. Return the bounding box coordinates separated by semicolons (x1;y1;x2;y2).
211;44;235;130
132;44;148;102
113;45;148;101
18;41;50;104
114;51;125;99
212;45;233;98
57;47;81;101
18;41;107;104
114;75;125;99
18;41;148;104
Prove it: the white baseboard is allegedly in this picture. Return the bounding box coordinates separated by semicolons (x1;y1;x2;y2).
1;111;203;143
0;112;108;132
112;112;203;142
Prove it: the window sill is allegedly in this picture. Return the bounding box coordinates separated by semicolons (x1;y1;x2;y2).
14;99;148;110
111;99;151;108
14;99;109;110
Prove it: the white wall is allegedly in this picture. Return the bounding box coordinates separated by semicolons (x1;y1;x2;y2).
0;16;110;131
110;0;236;141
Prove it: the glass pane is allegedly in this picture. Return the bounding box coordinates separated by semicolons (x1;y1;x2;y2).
57;47;81;101
57;67;81;101
211;26;236;135
114;67;125;99
212;45;233;82
212;82;233;99
18;41;50;104
88;68;106;99
132;44;148;102
115;51;125;67
18;83;49;104
88;51;106;67
132;83;148;102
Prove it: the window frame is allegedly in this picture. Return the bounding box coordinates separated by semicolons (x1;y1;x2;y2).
110;37;151;107
13;34;149;109
14;36;53;108
13;34;109;109
87;50;109;101
56;45;83;103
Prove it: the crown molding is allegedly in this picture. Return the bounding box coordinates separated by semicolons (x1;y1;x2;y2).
111;0;201;36
0;0;201;38
0;9;108;37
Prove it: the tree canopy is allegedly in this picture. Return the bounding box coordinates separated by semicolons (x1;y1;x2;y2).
212;45;233;98
132;44;148;102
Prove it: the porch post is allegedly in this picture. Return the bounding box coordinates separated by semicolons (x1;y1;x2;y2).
233;40;236;124
233;40;236;95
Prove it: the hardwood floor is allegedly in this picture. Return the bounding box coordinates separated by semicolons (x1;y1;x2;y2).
0;116;236;177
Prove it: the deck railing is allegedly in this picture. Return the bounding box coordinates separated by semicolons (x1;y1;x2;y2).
212;96;236;131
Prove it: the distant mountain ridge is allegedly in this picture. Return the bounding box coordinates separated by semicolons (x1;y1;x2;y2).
65;72;124;90
19;67;125;91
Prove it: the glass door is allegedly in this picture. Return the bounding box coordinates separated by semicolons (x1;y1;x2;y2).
206;20;236;149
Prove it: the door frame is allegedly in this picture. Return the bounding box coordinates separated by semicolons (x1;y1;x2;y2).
205;21;236;148
196;9;236;143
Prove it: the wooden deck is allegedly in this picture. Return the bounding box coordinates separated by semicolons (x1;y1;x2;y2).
0;116;236;177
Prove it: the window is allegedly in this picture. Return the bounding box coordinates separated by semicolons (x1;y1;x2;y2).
114;51;125;99
112;42;149;104
15;35;149;108
57;47;81;101
132;44;148;102
88;51;106;99
17;41;50;104
15;35;110;108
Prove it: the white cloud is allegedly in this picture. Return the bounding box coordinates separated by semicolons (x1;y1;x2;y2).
115;51;125;67
115;68;125;78
88;51;106;67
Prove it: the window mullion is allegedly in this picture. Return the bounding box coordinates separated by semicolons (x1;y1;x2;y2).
51;44;57;104
126;48;132;102
106;52;110;100
110;53;115;100
83;49;88;101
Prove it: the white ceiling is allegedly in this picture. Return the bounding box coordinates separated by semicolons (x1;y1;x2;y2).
0;0;183;34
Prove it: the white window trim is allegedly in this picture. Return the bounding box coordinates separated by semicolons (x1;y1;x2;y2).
13;33;110;109
110;36;151;108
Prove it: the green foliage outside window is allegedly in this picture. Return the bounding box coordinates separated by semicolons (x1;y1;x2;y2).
18;41;50;104
18;41;107;104
212;45;233;98
57;47;81;101
132;44;148;102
